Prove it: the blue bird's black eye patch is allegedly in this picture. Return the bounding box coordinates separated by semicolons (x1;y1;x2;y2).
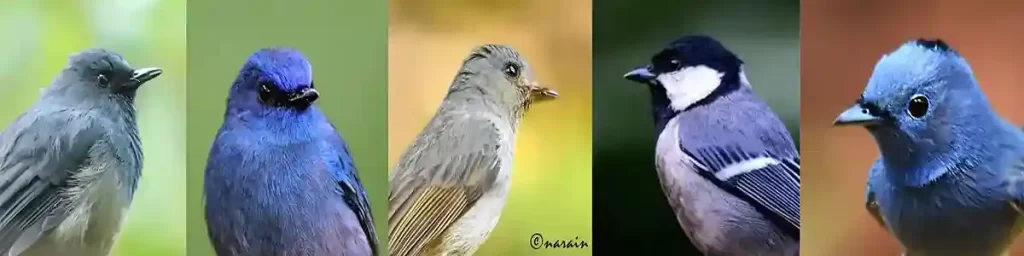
257;80;316;109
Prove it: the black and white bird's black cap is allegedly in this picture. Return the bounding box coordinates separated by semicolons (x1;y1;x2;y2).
624;35;747;111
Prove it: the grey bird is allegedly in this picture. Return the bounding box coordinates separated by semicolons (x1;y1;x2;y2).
624;35;800;255
0;49;161;256
388;44;558;256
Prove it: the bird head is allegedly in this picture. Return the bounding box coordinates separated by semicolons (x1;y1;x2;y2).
448;44;557;115
624;35;746;112
49;48;162;101
229;48;319;115
833;39;997;182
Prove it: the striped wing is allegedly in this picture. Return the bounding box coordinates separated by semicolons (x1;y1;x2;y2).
388;113;502;256
681;145;801;237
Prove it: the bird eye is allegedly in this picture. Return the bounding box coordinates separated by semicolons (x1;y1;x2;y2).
97;74;109;88
670;59;681;69
258;82;275;105
907;94;929;118
503;63;520;78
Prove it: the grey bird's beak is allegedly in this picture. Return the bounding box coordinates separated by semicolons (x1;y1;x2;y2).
288;87;320;104
833;103;881;126
130;67;163;86
529;83;558;102
624;66;656;83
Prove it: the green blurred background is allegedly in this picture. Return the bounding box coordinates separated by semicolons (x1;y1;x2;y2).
593;0;799;254
185;0;387;255
388;0;592;255
0;0;185;255
802;1;1024;255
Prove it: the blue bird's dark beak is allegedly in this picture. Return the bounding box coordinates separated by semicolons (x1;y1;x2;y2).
833;103;881;126
288;87;319;105
624;66;656;84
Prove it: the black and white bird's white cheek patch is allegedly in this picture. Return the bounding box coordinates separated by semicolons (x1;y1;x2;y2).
655;65;724;111
738;65;751;87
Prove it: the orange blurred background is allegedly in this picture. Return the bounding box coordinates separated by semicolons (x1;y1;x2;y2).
802;0;1024;255
388;0;592;255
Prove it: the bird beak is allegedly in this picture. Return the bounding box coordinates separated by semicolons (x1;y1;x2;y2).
833;103;881;126
529;83;558;102
130;67;163;86
624;66;656;83
288;87;320;104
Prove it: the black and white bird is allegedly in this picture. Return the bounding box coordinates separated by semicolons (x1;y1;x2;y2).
624;35;800;255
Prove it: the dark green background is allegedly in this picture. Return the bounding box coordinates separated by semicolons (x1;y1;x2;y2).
185;1;388;255
593;0;800;254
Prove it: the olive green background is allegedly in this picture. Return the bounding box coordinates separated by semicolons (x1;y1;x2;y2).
185;0;388;255
0;1;186;255
593;0;800;254
389;0;592;255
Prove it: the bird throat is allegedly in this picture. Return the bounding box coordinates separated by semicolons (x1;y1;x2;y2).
869;126;974;187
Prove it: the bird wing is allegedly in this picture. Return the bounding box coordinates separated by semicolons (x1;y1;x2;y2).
322;123;378;255
677;121;801;238
388;114;502;256
0;108;102;254
865;161;888;229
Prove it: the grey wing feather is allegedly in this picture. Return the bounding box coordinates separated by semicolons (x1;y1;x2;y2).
388;113;502;256
676;102;801;238
0;108;101;254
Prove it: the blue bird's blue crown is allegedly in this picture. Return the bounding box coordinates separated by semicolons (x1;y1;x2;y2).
243;48;314;92
229;48;319;111
865;38;976;100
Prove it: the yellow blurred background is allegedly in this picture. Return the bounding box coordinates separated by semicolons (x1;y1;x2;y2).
802;1;1024;255
388;0;592;255
0;1;185;255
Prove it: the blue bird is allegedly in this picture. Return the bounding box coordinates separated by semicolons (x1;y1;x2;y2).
833;39;1024;256
203;48;377;255
624;35;800;255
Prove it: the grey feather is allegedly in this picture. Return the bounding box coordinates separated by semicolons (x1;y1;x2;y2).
675;86;800;235
656;86;800;255
0;48;158;256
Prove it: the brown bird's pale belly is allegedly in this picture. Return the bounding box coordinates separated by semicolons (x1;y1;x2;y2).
423;121;515;256
423;177;511;256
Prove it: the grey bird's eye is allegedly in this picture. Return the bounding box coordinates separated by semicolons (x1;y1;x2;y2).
503;63;520;78
97;74;109;88
908;94;929;118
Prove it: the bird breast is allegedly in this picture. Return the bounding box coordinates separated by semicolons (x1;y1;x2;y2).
23;160;131;256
